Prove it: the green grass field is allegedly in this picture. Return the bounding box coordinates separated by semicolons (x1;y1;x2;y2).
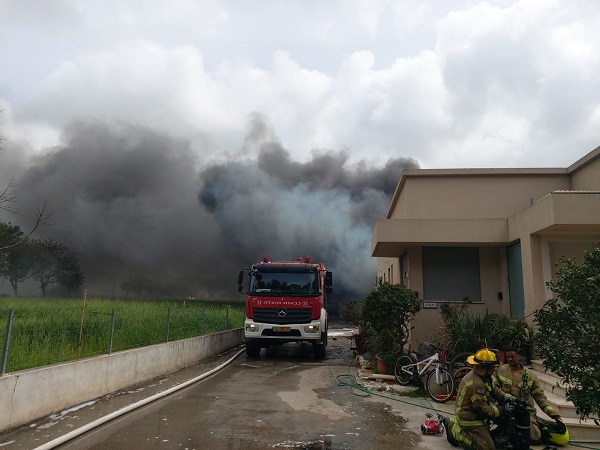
0;297;245;373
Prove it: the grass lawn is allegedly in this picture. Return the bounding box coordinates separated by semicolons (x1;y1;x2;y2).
0;297;244;372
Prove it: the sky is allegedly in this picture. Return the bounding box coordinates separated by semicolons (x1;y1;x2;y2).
1;0;599;300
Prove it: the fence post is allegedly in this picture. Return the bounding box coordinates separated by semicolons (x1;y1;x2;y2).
77;289;88;359
166;306;171;342
108;309;116;354
1;310;14;376
225;305;229;329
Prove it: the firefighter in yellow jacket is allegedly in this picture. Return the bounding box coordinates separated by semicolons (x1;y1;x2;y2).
493;346;561;444
445;348;513;450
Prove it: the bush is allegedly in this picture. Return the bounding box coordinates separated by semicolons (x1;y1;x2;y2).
338;301;364;328
534;245;600;420
439;300;530;356
362;282;420;356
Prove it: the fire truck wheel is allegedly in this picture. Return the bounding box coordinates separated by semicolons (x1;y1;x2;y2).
313;332;327;359
245;341;261;357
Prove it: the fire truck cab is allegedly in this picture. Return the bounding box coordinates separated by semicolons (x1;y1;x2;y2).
238;257;332;358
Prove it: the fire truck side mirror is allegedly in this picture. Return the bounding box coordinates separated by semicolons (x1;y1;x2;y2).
237;270;244;293
325;271;333;293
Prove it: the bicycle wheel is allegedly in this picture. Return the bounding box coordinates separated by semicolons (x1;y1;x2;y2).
394;354;417;385
449;352;474;373
452;366;471;391
426;366;455;403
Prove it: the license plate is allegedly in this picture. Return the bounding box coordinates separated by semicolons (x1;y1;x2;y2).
273;326;291;332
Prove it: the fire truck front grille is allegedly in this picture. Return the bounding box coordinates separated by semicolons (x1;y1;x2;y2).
252;308;313;325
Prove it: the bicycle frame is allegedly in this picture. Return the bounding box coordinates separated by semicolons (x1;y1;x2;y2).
394;345;456;403
399;350;441;378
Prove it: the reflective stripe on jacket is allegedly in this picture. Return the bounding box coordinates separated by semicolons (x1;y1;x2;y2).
493;363;556;416
456;369;508;429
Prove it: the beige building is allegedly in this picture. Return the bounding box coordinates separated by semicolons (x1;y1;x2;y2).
371;145;600;347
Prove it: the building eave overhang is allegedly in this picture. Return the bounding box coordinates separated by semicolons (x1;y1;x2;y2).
509;191;600;239
373;192;600;258
371;218;509;257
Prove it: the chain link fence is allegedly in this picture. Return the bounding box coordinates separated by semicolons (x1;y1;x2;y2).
0;297;245;374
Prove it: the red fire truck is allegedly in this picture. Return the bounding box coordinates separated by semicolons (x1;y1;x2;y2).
237;257;332;358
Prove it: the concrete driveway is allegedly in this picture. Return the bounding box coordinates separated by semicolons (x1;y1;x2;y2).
0;325;588;449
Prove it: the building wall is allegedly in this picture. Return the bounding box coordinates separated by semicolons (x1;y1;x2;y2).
571;164;600;190
390;172;570;220
507;192;600;313
376;148;600;349
403;246;508;346
0;329;244;433
479;247;510;315
549;240;598;270
569;147;600;190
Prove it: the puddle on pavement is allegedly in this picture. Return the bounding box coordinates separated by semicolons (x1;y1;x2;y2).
272;437;333;449
279;389;420;449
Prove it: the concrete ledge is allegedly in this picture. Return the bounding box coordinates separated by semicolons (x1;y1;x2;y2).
0;328;243;433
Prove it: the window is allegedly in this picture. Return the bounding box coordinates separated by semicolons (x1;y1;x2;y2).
250;271;318;295
422;247;481;302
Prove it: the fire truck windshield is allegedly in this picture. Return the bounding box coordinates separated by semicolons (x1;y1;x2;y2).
250;271;318;295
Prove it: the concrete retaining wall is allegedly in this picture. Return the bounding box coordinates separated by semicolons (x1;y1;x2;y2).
0;328;244;433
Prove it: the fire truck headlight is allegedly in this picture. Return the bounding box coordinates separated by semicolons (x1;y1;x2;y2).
303;325;320;334
245;324;260;333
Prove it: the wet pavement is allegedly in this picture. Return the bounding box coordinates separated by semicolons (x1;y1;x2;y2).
0;326;590;449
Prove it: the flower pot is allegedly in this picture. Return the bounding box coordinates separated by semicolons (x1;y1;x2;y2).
375;355;390;375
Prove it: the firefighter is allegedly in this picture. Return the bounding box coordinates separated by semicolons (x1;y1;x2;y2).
445;348;514;450
493;346;562;445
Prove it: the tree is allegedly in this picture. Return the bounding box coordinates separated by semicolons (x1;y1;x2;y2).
30;238;84;296
533;244;600;421
5;239;36;296
0;222;36;295
0;179;49;250
1;108;49;249
0;221;23;269
0;179;17;216
362;281;421;361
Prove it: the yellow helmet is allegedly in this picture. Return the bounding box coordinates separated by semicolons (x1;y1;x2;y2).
540;418;569;446
467;348;499;366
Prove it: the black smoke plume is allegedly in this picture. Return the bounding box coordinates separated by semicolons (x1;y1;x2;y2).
0;118;418;300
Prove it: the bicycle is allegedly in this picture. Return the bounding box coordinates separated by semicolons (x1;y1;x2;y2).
448;351;474;373
394;343;456;403
448;348;505;385
448;347;503;374
448;351;475;388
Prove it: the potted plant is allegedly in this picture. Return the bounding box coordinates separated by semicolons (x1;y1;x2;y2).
374;353;396;374
439;300;514;356
506;319;533;361
362;281;421;368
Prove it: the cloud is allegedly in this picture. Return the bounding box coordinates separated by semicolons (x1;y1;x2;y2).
4;1;600;172
2;0;600;299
